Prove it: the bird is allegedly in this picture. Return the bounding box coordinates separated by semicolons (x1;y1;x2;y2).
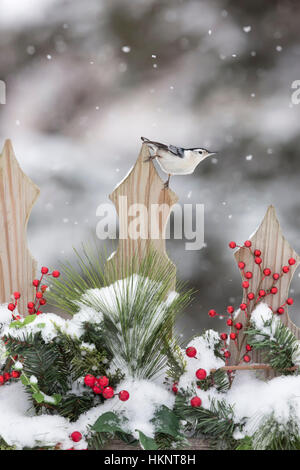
141;137;217;188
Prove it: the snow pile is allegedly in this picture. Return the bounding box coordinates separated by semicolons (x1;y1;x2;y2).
75;378;175;439
0;382;75;450
0;377;174;448
1;306;102;343
179;329;224;390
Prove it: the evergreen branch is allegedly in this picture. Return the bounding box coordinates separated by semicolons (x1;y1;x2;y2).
246;318;300;372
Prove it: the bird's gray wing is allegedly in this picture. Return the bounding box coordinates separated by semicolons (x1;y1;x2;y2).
168;145;185;158
141;137;169;151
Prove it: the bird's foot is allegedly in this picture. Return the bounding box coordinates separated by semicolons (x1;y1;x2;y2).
144;155;157;163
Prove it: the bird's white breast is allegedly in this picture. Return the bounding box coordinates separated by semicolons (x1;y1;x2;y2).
156;149;201;175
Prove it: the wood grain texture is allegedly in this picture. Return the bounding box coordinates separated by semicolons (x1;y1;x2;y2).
105;143;178;286
229;205;300;367
0;140;40;315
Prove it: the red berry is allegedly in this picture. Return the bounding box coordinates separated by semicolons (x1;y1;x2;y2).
8;303;15;312
238;262;245;270
227;318;233;326
235;322;243;330
254;249;261;257
224;350;231;358
84;374;96;388
242;281;249;289
52;270;61;278
13;292;21;300
243;355;251;363
97;376;109;388
259;289;266;297
271;287;278;295
244;240;252;248
196;369;207;380
190;396;202;407
220;333;228;341
289;258;296;266
41;285;48;292
36;292;43;299
4;372;11;382
287;298;294;305
229;241;236;249
119;390;130;401
0;375;4;385
277;307;285;315
227;306;234;314
255;257;262;265
273;273;280;280
36;311;42;316
93;385;102;394
33;280;39;287
245;271;253;279
263;268;271;276
186;347;197;358
283;266;290;273
240;303;247;311
247;292;255;300
11;371;20;379
27;302;35;309
41;267;49;275
246;344;252;351
39;298;46;306
70;431;82;443
208;309;217;318
230;333;237;340
103;387;114;399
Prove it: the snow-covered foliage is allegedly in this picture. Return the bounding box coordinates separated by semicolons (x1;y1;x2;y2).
179;329;224;390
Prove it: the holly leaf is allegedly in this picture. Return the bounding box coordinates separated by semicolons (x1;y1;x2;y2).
151;405;180;438
32;391;44;403
52;394;62;405
23;314;37;325
20;374;30;386
137;430;158;450
92;412;126;434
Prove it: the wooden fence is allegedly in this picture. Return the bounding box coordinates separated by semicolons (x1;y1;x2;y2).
0;139;299;449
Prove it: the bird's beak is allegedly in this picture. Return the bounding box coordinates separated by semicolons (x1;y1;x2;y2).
207;151;218;157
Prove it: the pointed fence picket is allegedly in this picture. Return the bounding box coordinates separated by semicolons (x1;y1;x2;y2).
0;140;40;315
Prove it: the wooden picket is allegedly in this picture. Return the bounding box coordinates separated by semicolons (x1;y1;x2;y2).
0;140;40;315
105;142;178;287
229;205;300;369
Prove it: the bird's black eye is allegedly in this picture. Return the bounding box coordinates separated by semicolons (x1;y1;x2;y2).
198;150;203;155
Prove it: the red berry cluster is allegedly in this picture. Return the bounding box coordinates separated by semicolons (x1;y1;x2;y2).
178;346;209;408
0;370;20;386
84;374;129;401
208;240;296;365
7;267;60;318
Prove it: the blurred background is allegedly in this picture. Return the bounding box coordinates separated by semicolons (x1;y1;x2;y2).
0;0;300;340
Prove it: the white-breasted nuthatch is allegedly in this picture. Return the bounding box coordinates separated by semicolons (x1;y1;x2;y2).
141;137;217;188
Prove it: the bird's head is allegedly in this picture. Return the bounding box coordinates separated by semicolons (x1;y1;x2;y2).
187;148;217;163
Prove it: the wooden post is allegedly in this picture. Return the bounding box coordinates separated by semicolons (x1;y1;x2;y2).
105;143;178;286
0;140;40;315
229;205;300;367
